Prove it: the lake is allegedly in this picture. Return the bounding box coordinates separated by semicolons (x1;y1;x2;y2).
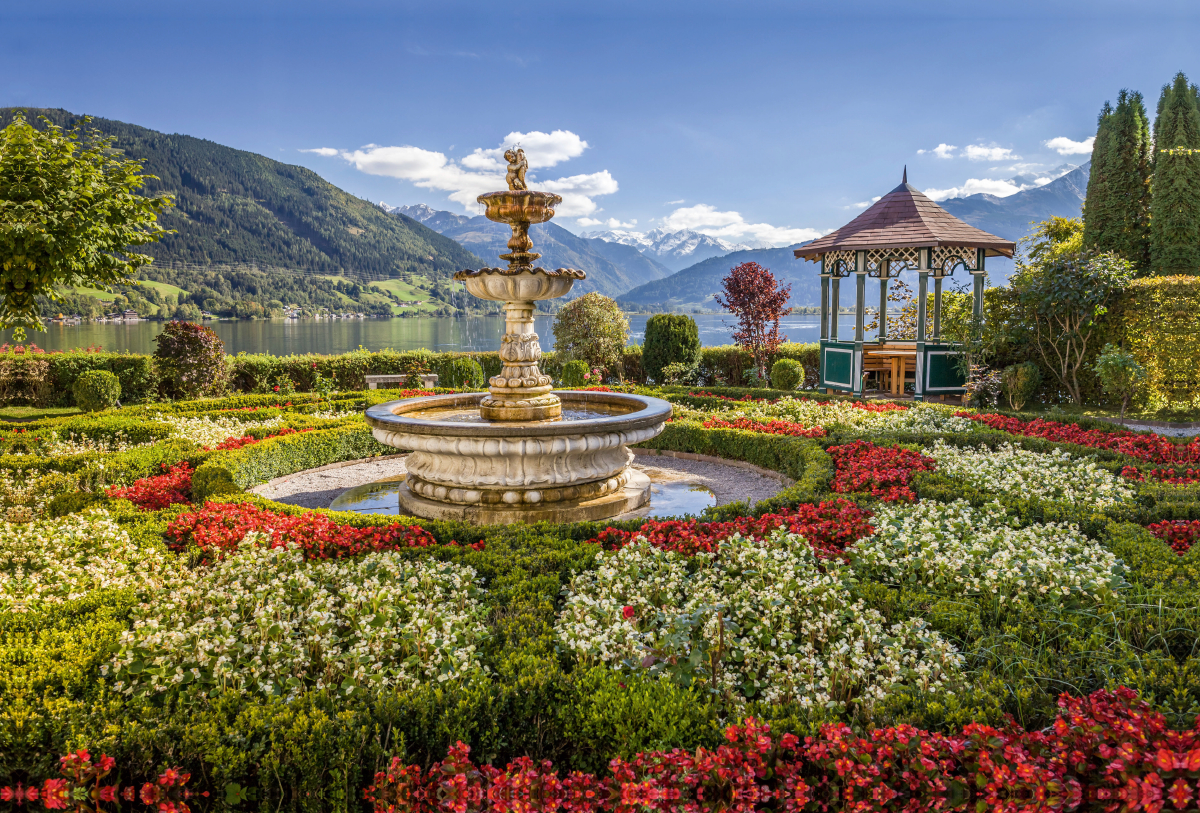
4;313;874;355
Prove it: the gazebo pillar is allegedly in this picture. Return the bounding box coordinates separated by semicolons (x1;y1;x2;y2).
830;274;840;342
877;270;889;342
819;258;830;341
932;275;943;341
915;248;930;402
971;249;986;324
853;251;867;395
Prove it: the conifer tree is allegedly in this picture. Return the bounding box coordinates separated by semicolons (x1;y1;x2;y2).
1082;101;1115;250
1151;72;1200;275
1107;90;1153;271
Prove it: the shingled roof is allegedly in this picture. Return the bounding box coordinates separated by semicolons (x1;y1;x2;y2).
794;173;1016;260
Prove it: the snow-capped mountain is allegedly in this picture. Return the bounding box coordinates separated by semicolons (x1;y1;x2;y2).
1005;163;1079;192
587;228;752;272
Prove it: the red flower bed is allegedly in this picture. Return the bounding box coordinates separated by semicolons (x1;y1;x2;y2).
827;440;936;502
1;748;202;812
166;502;435;560
106;463;194;511
363;687;1200;813
964;413;1200;483
702;416;827;438
207;425;313;451
587;499;873;559
1147;519;1200;555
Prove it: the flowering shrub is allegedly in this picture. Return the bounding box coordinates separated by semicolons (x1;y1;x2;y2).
155;412;284;449
1121;464;1200;484
208;425;313;451
701;416;826;438
108;538;488;698
1147;519;1200;554
587;499;873;559
965;412;1200;475
106;462;194;510
827;441;936;502
0;510;184;612
363;687;1200;813
557;533;962;709
854;500;1124;606
44;428;153;456
928;439;1137;507
166;501;436;559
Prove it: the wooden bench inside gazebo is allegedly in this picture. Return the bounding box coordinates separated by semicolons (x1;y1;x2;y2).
794;170;1015;400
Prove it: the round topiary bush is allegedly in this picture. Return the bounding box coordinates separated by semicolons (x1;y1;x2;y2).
553;293;629;377
153;321;227;400
560;359;589;388
642;314;701;384
770;358;804;391
439;356;486;389
72;369;121;412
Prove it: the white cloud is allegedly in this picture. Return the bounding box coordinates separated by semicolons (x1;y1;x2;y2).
661;203;824;247
924;178;1023;201
300;147;340;157
665;199;685;205
917;143;958;159
1045;136;1095;155
578;216;637;229
847;195;882;210
964;145;1018;161
320;130;616;214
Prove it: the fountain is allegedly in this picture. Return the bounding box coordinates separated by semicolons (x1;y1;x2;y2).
365;150;672;524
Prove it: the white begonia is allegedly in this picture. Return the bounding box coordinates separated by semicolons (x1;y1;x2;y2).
43;429;155;456
556;532;962;712
107;536;488;699
927;440;1136;507
154;413;284;448
673;398;979;434
0;509;186;612
854;500;1124;605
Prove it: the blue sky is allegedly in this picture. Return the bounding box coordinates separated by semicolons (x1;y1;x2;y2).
6;0;1200;245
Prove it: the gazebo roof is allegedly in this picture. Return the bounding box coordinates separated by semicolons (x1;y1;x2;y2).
794;172;1016;260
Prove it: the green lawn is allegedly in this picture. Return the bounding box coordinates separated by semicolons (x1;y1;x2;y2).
368;278;442;314
136;280;188;298
63;286;119;302
0;405;82;421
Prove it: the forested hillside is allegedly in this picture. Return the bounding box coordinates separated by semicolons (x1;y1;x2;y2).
0;108;484;282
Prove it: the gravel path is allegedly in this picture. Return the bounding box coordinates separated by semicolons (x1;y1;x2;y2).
253;454;785;512
1122;423;1200;438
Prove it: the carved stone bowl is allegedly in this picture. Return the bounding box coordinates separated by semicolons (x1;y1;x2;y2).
476;190;563;225
453;268;585;303
365;390;672;524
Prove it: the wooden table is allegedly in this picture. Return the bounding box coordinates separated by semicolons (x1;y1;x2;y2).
869;350;917;395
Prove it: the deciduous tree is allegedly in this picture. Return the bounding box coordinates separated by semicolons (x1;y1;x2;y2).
0;113;173;337
714;261;792;381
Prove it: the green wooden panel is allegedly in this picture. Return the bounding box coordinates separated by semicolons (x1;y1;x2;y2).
926;351;966;390
823;347;854;388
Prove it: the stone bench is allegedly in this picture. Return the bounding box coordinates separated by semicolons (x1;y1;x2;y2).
364;374;439;390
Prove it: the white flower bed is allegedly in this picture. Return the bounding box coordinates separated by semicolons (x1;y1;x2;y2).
108;537;488;698
854;500;1124;605
752;399;978;433
155;413;284;448
43;429;155;456
928;440;1136;507
556;533;962;711
0;510;185;612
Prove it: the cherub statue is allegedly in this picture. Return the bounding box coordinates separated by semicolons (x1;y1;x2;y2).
504;148;528;191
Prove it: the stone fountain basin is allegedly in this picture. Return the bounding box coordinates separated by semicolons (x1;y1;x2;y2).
364;391;671;517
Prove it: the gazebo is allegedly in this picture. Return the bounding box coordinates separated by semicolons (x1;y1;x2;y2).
794;171;1015;400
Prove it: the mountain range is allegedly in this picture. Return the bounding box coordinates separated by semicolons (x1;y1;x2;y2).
1;108;484;282
586;228;755;271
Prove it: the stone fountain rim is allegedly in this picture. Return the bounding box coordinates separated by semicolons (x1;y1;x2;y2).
365;391;672;438
454;267;586;280
476;189;563;204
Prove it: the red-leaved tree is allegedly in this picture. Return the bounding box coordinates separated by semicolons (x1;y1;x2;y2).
714;261;792;381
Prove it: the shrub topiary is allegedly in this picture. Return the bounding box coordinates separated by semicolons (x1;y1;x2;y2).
642;314;700;384
1001;362;1042;411
770;358;804;391
553;293;629;377
561;359;589;387
439;356;486;389
153;321;227;400
72;369;121;411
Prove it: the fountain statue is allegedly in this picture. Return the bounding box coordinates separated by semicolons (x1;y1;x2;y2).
365;155;672;524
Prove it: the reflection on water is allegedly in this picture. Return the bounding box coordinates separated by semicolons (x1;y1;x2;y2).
329;476;716;518
405;404;634;424
6;313;873;355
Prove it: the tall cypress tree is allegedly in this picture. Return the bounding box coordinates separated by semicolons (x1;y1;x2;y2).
1082;101;1115;249
1151;72;1200;275
1105;90;1153;271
